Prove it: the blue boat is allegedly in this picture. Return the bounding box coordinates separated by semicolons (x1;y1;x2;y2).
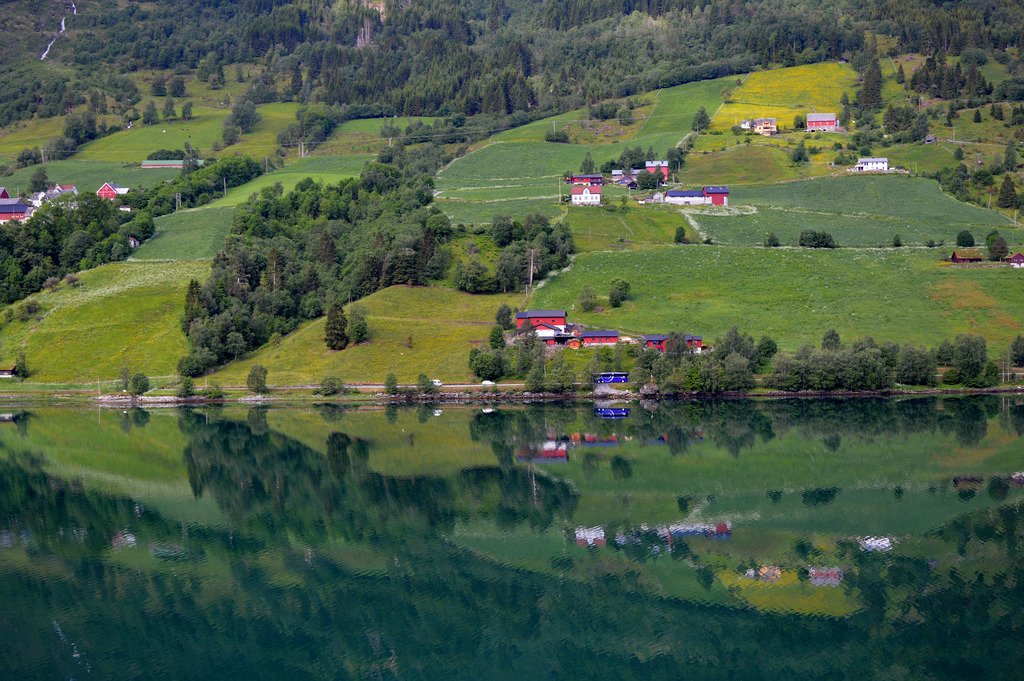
594;372;629;384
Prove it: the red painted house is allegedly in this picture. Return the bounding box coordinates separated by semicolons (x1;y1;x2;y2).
642;334;670;351
515;310;567;330
565;174;604;186
97;182;129;200
702;186;729;206
0;198;31;223
1006;252;1024;267
581;330;619;346
806;112;838;132
645;160;669;180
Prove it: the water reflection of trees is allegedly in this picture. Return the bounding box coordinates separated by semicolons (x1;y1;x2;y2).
1;409;1024;678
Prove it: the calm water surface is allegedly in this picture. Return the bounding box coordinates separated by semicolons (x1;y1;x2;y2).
1;397;1023;679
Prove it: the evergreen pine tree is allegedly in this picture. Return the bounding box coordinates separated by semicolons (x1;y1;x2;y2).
860;58;883;108
997;175;1018;209
1004;141;1017;171
325;304;349;350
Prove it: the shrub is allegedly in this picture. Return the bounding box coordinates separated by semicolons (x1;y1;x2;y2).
417;373;436;394
325;304;348;350
544;129;569;143
176;377;195;398
956;230;975;247
609;278;631;307
674;226;689;244
384;373;399;394
488;326;506;350
1012;335;1024;366
129;373;150;396
764;232;780;248
203;382;225;400
317;377;344;395
13;352;29;381
43;276;59;290
798;230;835;248
347;304;369;343
246;365;268;393
578;285;597;312
469;348;506;381
495;303;515;330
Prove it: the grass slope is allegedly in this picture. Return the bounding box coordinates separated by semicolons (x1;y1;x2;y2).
0;159;177;195
712;63;858;132
436;77;734;224
133;206;235;260
567;205;694;252
695;175;1016;247
530;245;1024;349
206;155;371;207
0;261;209;382
209;286;518;386
316;116;436;155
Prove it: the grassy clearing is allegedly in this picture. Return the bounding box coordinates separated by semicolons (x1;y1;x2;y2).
133;206;235;260
676;144;832;186
529;245;1024;349
712;63;858;132
206;154;371;207
75;102;298;162
0;159;177;195
316;116;436;155
566;204;693;252
0;261;209;381
0;116;65;159
436;78;733;224
694;175;1016;247
209;286;518;386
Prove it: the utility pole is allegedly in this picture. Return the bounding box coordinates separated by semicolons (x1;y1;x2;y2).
223;177;227;197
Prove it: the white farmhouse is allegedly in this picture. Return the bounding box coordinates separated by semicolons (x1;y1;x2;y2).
853;157;889;172
570;185;601;206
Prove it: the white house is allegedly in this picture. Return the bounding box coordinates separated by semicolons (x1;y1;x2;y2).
570;185;601;206
664;189;708;205
853;157;889;172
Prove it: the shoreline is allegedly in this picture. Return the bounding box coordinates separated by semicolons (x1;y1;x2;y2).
1;384;1022;408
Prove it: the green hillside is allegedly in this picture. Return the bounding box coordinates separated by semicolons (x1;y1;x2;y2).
0;159;177;195
209;286;518;386
530;246;1024;350
133;207;235;261
694;175;1017;247
205;155;371;207
0;261;209;382
435;77;734;224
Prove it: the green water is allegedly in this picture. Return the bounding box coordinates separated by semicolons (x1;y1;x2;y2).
1;397;1023;679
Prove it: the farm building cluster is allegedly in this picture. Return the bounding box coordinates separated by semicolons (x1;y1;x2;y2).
514;309;703;352
740;112;838;136
0;182;131;223
951;249;1024;267
565;171;730;207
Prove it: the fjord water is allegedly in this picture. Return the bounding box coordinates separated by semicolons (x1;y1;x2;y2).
1;398;1022;679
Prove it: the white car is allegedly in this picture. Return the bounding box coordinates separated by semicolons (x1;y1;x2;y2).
481;380;495;387
431;379;443;388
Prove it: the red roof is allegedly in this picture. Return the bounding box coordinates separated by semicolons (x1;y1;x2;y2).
571;185;601;195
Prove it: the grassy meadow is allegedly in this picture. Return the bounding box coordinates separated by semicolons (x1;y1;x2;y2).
436;77;735;224
694;175;1016;247
529;245;1024;350
0;260;209;382
133;206;235;260
315;116;437;155
0;159;177;195
566;204;695;251
206;154;371;207
209;286;519;386
711;63;858;132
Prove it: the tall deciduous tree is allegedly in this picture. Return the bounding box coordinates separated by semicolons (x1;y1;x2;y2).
325;304;349;350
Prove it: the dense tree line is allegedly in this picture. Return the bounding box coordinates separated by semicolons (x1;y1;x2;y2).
177;164;439;375
7;0;1024;131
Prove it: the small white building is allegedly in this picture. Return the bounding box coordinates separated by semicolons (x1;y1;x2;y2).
570;185;601;206
853;157;889;172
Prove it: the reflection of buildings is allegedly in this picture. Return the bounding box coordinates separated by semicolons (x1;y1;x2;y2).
573;433;619;447
516;440;570;463
859;536;893;552
808;567;844;586
575;527;606;546
594;407;630;419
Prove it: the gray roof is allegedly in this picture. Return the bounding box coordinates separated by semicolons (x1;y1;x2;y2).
857;157;888;163
516;310;567;319
702;186;729;194
806;112;836;121
582;330;619;338
667;190;704;197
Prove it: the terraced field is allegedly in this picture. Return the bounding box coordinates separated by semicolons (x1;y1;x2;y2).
436;77;735;224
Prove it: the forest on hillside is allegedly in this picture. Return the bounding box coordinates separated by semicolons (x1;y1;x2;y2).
5;0;1024;127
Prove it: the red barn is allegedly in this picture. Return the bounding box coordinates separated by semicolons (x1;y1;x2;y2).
581;330;619;346
97;182;129;200
0;199;31;223
642;334;670;351
1005;252;1024;267
806;112;838;132
565;174;604;186
645;160;669;180
515;310;567;330
702;186;729;206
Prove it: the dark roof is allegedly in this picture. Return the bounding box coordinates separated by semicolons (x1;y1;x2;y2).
703;186;729;194
666;189;704;197
951;248;984;260
642;334;670;342
516;310;567;319
571;174;603;179
582;329;619;338
0;199;29;211
684;334;702;341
